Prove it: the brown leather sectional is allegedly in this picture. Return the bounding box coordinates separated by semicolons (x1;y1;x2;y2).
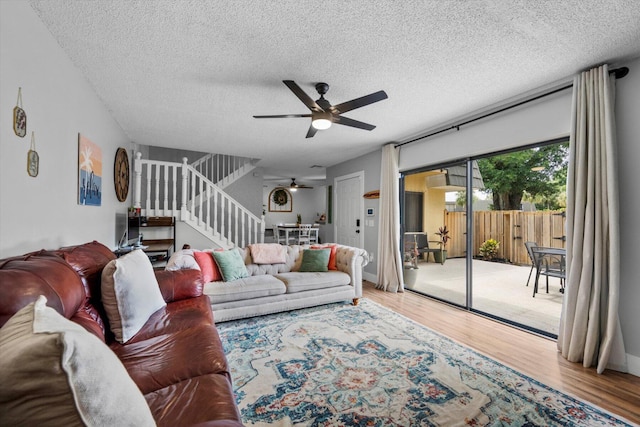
0;241;244;426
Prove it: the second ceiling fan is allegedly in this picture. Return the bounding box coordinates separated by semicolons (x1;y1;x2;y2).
254;80;388;138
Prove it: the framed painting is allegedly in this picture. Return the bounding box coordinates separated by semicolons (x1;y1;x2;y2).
78;134;102;206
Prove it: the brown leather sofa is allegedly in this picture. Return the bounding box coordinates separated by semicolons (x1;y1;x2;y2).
0;241;244;426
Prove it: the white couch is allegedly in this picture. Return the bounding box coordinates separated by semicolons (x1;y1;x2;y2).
197;244;368;322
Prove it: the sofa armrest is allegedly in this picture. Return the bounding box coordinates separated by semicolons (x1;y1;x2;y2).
334;245;369;298
155;269;204;302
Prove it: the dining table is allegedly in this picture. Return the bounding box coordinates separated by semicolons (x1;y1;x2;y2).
275;224;320;245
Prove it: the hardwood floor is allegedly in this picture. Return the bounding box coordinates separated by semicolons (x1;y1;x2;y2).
362;281;640;424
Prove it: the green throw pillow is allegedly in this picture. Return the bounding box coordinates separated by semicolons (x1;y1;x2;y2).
299;248;331;272
212;249;249;281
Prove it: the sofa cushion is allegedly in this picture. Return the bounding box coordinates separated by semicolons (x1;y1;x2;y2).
193;251;222;282
299;248;331;272
311;243;338;270
276;271;351;293
111;324;231;394
249;243;287;264
144;374;242;426
0;296;155;427
165;249;200;271
213;249;249;281
101;249;167;343
204;274;286;303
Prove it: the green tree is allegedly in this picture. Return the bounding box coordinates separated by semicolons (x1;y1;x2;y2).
477;144;568;211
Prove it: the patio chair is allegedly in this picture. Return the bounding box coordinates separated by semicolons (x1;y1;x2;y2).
404;233;442;263
524;241;538;287
531;247;566;297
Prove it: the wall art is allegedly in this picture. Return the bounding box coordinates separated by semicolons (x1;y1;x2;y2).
13;87;26;137
78;134;102;206
268;187;292;212
27;131;39;177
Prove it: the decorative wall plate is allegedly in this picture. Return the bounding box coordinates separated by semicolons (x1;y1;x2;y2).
27;132;38;177
13;88;26;137
114;147;130;202
27;150;39;177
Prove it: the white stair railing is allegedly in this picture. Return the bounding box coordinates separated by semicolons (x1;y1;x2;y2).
190;153;256;189
134;153;264;248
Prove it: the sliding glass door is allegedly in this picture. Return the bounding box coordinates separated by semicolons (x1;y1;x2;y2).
401;140;569;337
401;162;468;307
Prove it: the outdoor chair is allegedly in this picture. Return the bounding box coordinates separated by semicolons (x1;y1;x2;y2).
404;233;442;263
524;241;538;287
525;241;566;297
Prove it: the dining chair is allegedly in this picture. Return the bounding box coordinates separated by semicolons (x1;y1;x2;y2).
273;225;287;245
309;227;319;244
298;224;312;245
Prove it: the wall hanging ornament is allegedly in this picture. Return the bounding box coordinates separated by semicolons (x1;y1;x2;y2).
113;147;130;202
268;187;292;212
13;87;27;137
27;131;39;177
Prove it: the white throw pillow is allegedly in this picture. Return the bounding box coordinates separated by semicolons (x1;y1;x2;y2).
0;296;156;426
101;249;166;343
165;249;200;271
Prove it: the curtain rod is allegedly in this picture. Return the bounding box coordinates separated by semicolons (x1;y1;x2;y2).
396;66;629;148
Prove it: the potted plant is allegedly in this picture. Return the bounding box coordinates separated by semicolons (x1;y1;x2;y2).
434;226;450;264
296;213;302;226
403;237;419;288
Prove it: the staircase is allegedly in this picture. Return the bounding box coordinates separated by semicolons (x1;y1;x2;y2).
133;153;264;249
190;153;257;189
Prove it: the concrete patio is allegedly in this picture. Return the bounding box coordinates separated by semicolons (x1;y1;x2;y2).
405;257;564;335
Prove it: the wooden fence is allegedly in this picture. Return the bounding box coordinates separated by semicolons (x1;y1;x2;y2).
444;210;566;265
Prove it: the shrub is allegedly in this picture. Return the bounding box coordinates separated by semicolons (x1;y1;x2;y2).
479;239;500;260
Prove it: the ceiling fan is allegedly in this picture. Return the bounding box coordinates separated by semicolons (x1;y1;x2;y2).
254;80;388;138
278;178;313;190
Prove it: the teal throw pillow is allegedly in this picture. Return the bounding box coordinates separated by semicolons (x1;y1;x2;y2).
299;249;331;272
212;249;249;281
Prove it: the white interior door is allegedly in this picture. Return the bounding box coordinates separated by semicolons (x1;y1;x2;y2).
334;172;364;248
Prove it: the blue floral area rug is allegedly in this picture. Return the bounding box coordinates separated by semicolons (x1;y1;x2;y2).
216;300;632;426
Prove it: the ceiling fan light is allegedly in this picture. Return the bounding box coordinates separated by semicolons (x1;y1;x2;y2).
312;113;332;130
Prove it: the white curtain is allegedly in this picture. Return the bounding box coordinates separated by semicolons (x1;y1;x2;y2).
376;144;404;292
558;64;627;374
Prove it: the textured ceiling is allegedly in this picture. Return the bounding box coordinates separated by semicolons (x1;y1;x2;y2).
29;0;640;183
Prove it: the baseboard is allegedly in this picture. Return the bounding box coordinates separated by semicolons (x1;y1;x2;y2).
363;271;377;284
627;353;640;377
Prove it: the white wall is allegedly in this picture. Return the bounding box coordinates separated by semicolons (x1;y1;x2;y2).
615;57;640;373
0;1;131;257
399;89;573;170
263;185;326;225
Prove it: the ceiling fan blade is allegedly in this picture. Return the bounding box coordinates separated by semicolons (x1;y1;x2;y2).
306;124;318;138
333;115;376;131
253;114;312;118
330;90;388;114
283;80;323;112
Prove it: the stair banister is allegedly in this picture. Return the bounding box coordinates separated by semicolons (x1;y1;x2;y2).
135;153;264;248
180;157;188;220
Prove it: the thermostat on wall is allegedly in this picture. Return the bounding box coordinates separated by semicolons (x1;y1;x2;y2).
366;208;375;216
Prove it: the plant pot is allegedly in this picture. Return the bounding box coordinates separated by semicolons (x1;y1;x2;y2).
434;250;447;264
403;267;418;288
